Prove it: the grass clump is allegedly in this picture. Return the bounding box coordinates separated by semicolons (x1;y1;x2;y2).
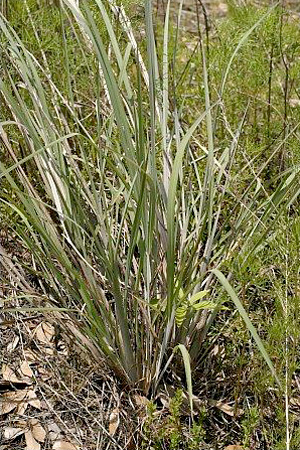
0;0;296;389
2;1;300;447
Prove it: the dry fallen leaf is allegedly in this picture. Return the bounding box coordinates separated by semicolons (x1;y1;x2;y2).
1;389;28;415
16;399;28;416
37;366;51;381
211;344;220;356
2;364;32;385
15;389;40;415
3;419;45;449
25;430;40;450
211;400;244;417
26;389;41;409
24;349;38;363
35;322;55;345
48;422;61;441
4;427;25;440
20;361;33;378
30;419;46;443
289;98;300;108
156;391;170;409
108;407;120;436
133;394;149;407
219;3;228;14
7;336;20;352
2;364;22;383
52;440;78;450
290;397;300;407
224;446;245;450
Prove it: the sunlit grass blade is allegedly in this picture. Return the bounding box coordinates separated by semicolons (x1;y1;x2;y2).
175;344;194;417
212;268;281;387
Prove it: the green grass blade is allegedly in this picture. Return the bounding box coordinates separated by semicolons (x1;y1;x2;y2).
212;268;281;387
174;344;194;417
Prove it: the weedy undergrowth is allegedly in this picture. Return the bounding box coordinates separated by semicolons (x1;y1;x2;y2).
1;0;299;400
142;389;206;449
234;215;300;448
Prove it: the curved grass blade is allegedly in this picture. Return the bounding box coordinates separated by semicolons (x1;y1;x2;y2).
174;344;193;417
212;268;281;387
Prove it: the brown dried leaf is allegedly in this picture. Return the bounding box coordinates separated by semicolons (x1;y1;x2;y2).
2;364;22;383
20;361;33;378
30;419;46;443
1;389;28;415
44;346;55;355
109;407;120;436
2;364;32;385
133;394;149;407
25;430;40;450
218;3;228;14
7;336;20;352
224;446;245;450
4;427;25;440
15;390;40;415
16;400;28;415
52;440;78;450
211;344;219;356
24;350;38;363
37;366;51;381
289;98;300;108
157;393;169;409
290;397;300;407
35;322;55;345
26;390;41;409
48;422;61;441
211;400;244;417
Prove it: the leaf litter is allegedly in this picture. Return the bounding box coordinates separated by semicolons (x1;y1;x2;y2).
3;419;46;450
1;303;126;449
52;440;78;450
108;407;120;436
1;388;41;415
2;364;32;385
